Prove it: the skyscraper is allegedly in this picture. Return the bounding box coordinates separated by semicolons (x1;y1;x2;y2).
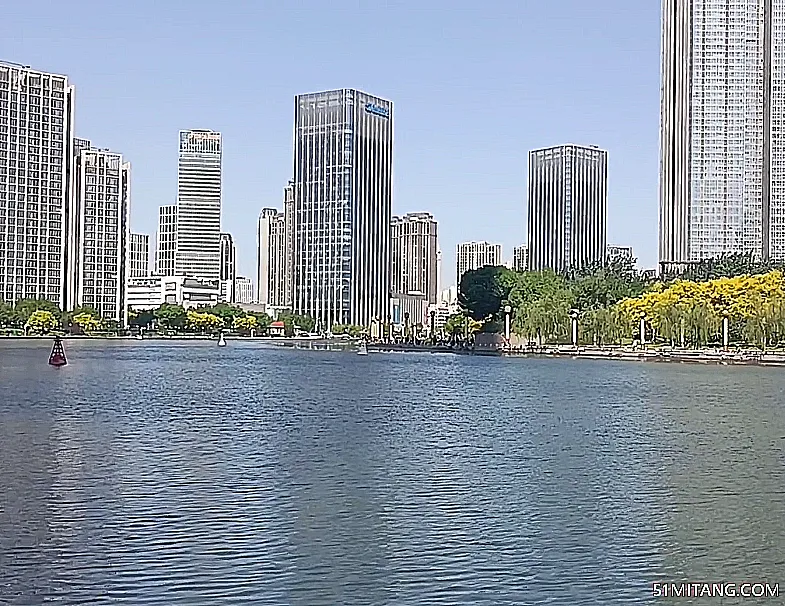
527;144;608;272
292;89;393;329
390;212;439;304
234;276;254;305
0;61;74;306
659;1;785;268
256;206;287;307
155;204;177;275
456;241;503;286
219;232;236;303
174;129;222;280
71;145;130;323
129;233;150;278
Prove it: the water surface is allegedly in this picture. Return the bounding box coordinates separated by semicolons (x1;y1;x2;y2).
1;339;784;605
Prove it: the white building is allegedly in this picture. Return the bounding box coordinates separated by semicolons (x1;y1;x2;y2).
660;1;785;267
0;61;75;307
292;89;393;329
456;241;502;286
391;212;439;304
234;276;254;305
219;232;236;303
440;286;458;305
527;144;608;272
257;206;287;307
155;204;177;275
513;245;528;272
71;145;131;323
129;233;150;278
174;129;222;280
127;275;219;310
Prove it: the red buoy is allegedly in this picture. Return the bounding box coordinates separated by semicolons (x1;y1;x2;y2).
49;336;67;367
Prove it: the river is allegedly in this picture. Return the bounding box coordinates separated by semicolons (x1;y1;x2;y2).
1;339;784;604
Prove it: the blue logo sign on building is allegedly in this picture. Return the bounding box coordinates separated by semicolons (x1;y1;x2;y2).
365;103;390;118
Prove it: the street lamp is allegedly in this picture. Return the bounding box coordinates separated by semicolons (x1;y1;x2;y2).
640;315;646;348
722;313;729;351
429;310;436;345
504;305;512;343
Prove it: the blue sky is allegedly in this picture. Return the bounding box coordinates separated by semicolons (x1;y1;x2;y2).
1;0;661;288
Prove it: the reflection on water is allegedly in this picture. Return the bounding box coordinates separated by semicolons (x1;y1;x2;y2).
1;340;784;605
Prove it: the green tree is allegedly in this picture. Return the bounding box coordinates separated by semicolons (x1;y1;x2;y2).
458;266;518;321
25;310;59;334
154;304;187;330
0;301;18;328
72;312;105;334
15;298;61;324
128;308;155;328
247;311;272;332
205;302;246;326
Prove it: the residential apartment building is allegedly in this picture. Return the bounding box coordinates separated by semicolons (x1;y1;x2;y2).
174;129;222;280
291;89;393;329
659;0;785;268
527;144;607;272
390;212;439;304
256;206;287;307
0;61;74;307
219;232;235;303
155;204;177;275
513;245;528;272
71;145;130;323
456;241;502;286
129;233;150;278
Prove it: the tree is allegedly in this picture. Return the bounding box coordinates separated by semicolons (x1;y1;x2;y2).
154;304;187;330
247;311;272;332
459;266;518;321
0;301;18;328
186;310;224;333
15;298;61;324
128;308;155;328
72;312;105;334
233;315;258;334
205;303;246;326
25;310;59;334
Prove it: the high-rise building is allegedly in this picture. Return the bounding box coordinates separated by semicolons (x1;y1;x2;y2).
659;1;785;268
256;206;287;308
71;145;130;323
456;241;502;285
219;232;236;303
283;181;295;308
513;245;528;272
174;129;222;280
390;212;439;304
129;233;150;278
0;61;75;307
155;204;177;275
527;144;608;272
292;89;393;329
234;276;254;305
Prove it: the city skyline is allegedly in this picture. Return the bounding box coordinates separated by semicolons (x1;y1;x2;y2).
2;1;660;290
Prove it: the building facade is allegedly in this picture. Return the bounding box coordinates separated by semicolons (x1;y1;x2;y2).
72;145;130;323
0;61;75;307
234;276;254;305
292;89;393;329
174;129;222;280
219;232;235;303
127;275;219;310
659;0;785;268
155;204;177;275
527;144;608;272
390;212;439;304
607;245;634;262
456;241;502;286
129;233;150;278
256;207;287;307
513;245;528;272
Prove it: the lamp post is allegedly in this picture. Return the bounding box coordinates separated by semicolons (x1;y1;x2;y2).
404;312;410;343
386;314;392;343
640;316;646;348
570;309;579;347
504;305;512;344
430;310;436;345
722;314;729;351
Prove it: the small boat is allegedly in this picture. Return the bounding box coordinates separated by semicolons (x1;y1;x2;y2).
49;336;68;367
217;331;227;347
357;341;368;356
